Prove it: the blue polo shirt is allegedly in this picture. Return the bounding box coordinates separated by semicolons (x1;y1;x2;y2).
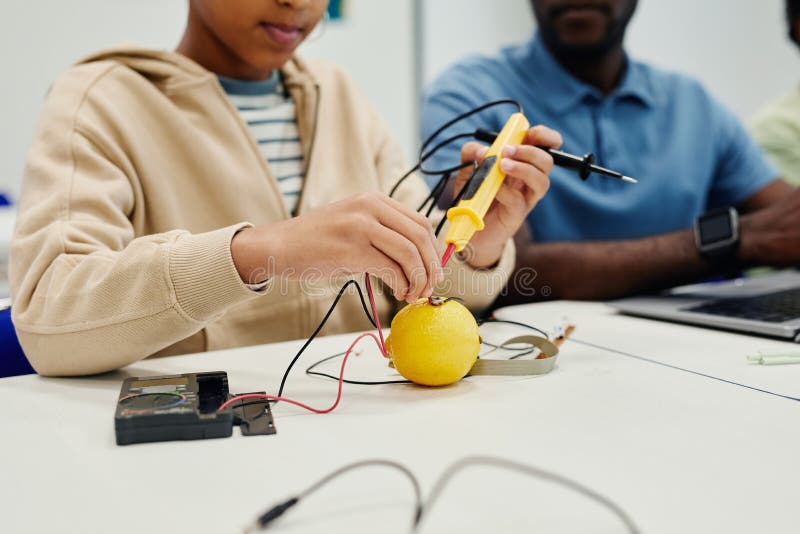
421;34;778;242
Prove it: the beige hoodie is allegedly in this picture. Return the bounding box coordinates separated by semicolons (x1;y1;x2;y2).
10;48;514;376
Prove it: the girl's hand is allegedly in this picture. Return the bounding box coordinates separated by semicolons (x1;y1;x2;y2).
231;192;444;303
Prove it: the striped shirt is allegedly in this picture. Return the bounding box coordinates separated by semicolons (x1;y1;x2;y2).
219;72;305;215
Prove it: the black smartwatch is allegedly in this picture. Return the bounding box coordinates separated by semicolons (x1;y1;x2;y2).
694;207;739;258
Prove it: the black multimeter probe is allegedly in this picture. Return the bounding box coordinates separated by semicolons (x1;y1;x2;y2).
473;128;638;183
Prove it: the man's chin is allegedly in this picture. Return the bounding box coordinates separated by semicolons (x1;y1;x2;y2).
544;30;623;61
558;42;614;58
551;28;612;52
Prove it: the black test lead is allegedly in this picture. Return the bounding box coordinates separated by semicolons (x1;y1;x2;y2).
474;128;638;183
545;147;639;183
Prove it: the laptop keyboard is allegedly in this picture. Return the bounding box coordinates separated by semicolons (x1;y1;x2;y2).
685;287;800;323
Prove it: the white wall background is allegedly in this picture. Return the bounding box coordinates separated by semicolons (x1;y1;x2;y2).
422;0;534;83
627;0;799;119
0;1;187;197
297;0;417;160
421;0;800;120
1;0;798;197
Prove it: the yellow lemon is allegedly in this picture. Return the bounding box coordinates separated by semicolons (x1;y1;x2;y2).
385;298;480;386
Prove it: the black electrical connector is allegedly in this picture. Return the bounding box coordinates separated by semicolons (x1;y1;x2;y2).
250;497;299;530
246;460;422;532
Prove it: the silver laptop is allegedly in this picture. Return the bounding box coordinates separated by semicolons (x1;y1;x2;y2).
610;269;800;341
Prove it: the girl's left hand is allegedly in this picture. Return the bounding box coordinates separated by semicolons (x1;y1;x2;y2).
453;125;563;268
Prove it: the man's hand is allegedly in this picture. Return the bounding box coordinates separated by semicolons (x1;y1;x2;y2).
454;125;563;268
231;192;444;303
739;186;800;267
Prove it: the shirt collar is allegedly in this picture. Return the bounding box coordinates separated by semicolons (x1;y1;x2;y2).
517;33;656;114
217;70;282;96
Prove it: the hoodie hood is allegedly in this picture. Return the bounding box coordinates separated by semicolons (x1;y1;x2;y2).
76;46;316;92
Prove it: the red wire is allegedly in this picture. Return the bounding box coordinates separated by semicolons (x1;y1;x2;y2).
441;243;456;267
364;274;387;356
217;274;388;415
217;332;384;414
219;251;455;415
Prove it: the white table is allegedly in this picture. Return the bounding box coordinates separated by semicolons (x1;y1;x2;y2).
2;301;798;533
495;301;800;400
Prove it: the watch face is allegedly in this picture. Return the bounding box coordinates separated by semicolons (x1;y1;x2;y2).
699;211;733;246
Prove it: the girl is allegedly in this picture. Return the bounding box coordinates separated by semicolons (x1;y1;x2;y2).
10;0;561;375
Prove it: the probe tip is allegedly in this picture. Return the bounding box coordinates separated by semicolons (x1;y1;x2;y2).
621;176;638;184
441;243;456;267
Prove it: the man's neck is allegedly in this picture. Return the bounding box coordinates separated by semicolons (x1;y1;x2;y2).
549;45;626;96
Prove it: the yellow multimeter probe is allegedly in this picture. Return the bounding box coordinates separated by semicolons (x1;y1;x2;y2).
444;112;530;255
437;110;636;268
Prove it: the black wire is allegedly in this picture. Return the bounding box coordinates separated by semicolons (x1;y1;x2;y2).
414;99;523;210
388;163;419;198
421;159;475;178
433;216;449;239
426;174;451;217
306;344;522;385
417;172;451;213
477;317;550;340
478;318;550;360
415;456;641;533
305;351;412;385
304;341;535;385
389;132;475;199
390;98;522;200
419;98;523;157
304;315;549;385
276;277;377;399
479;341;536;351
421;131;477;162
249;455;638;532
388;99;525;255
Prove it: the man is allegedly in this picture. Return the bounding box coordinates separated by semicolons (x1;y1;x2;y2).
422;0;800;303
751;0;800;186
